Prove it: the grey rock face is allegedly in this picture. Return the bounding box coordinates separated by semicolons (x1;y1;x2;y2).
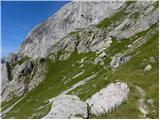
52;28;112;59
43;95;88;119
110;54;131;69
109;1;158;40
7;52;18;63
90;36;112;53
17;1;158;61
1;61;10;95
18;1;124;58
86;82;129;115
18;61;34;77
28;58;47;91
1;79;25;102
1;58;47;102
76;30;112;53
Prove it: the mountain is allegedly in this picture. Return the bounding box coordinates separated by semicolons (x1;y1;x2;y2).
18;1;124;58
1;0;159;119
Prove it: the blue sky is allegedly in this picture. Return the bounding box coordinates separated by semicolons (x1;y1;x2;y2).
1;1;70;57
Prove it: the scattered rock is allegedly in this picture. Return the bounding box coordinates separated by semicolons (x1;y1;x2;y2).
94;52;106;65
144;64;152;71
149;57;156;63
136;85;148;118
128;44;132;48
43;95;88;119
147;99;153;105
110;54;131;69
109;1;158;41
86;82;129;115
59;53;71;61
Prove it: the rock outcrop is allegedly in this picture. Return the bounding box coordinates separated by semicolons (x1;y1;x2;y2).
1;58;47;102
1;61;34;102
17;61;34;77
7;52;18;63
94;52;106;65
1;60;10;96
55;28;113;55
110;54;131;70
86;82;129;115
108;1;158;40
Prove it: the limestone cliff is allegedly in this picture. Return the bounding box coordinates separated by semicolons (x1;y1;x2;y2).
1;1;159;119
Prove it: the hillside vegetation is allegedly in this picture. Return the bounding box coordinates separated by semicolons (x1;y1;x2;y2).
1;1;159;119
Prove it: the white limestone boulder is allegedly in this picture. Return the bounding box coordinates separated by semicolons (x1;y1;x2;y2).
86;82;129;115
144;64;152;71
43;95;88;119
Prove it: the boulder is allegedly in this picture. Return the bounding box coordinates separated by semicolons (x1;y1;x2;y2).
86;82;129;115
43;95;88;119
144;64;152;71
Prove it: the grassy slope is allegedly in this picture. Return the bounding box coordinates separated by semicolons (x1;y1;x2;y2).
2;25;158;119
2;24;158;119
2;51;102;118
68;25;159;118
92;29;158;119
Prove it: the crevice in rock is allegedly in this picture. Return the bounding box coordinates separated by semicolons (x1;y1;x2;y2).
6;62;12;81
